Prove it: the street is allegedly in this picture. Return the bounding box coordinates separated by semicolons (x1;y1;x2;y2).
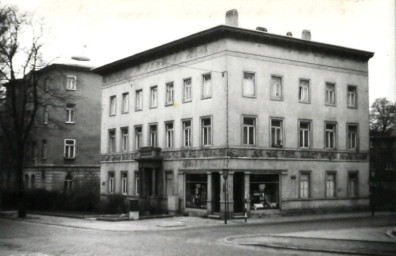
1;214;395;256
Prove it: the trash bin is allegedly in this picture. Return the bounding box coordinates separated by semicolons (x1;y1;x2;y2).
129;199;139;220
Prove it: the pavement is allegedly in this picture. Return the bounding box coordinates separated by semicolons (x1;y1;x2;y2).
1;210;396;255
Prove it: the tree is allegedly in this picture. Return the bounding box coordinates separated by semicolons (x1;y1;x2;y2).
0;4;74;217
369;97;396;135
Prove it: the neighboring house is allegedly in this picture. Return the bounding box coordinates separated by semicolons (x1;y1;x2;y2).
0;63;102;194
94;10;373;217
369;128;396;210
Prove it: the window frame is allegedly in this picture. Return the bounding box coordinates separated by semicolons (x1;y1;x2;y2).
270;117;284;148
298;78;310;103
299;171;311;199
43;105;49;125
150;86;158;109
324;121;337;150
64;139;76;159
149;123;158;147
121;92;129;114
325;82;336;106
165;82;174;106
120;127;129;152
183;78;192;103
42;139;47;160
134;170;140;196
242;71;256;98
346;123;359;151
347;171;359;198
270;75;283;101
165;121;174;148
65;104;75;124
200;116;213;147
108;129;116;153
347;85;358;109
298;119;312;149
242;115;257;146
108;171;115;194
66;75;76;91
109;95;116;116
182;118;192;148
135;89;143;111
134;125;143;151
201;73;212;99
121;171;128;195
325;171;337;198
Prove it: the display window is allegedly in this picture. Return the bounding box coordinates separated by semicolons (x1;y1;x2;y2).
185;174;207;209
250;174;279;210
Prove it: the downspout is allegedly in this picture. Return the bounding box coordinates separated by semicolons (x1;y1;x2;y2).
222;70;229;169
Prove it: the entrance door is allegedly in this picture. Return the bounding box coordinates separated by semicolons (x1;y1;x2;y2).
233;172;245;213
212;172;220;213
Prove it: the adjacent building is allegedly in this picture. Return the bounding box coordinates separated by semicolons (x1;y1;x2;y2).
94;11;373;217
0;63;102;194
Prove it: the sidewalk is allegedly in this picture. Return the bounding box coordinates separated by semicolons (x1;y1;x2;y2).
0;210;395;232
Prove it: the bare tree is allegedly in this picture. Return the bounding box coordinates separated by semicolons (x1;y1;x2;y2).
369;97;396;136
0;4;75;217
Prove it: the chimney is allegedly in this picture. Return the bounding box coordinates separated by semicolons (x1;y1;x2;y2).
256;27;268;32
302;29;311;40
286;31;293;37
225;9;238;27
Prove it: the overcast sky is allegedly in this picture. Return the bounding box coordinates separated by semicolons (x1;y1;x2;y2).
5;0;396;104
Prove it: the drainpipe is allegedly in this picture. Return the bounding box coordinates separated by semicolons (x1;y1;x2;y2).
222;71;229;168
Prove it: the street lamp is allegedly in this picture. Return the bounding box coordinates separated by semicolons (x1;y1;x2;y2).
222;169;228;224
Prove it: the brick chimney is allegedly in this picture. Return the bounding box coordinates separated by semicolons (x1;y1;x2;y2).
302;30;311;40
256;27;268;32
225;9;238;27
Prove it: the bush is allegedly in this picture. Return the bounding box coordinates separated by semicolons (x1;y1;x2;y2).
100;194;128;214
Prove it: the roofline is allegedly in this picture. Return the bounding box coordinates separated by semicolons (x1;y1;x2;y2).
92;25;375;75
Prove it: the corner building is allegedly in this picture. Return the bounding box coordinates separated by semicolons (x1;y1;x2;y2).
94;22;373;217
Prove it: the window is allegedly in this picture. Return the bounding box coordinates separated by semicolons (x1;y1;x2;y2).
325;123;336;149
121;172;128;195
202;74;212;99
182;120;192;147
201;117;212;146
121;127;129;152
183;78;192;102
300;172;310;199
43;106;49;125
64;173;72;194
165;82;174;105
31;174;35;189
66;76;76;90
31;141;37;160
270;75;282;100
243;117;256;145
65;104;75;123
325;83;336;105
347;125;358;150
150;86;158;108
149;124;158;147
326;172;336;198
348;172;358;197
64;139;76;159
299;79;310;103
165;122;174;148
108;129;116;153
135;171;140;195
250;174;279;209
122;92;129;113
24;174;29;189
271;119;283;147
42;140;47;160
135;90;143;110
185;174;207;209
243;72;255;97
347;86;357;108
299;121;311;148
109;96;116;116
135;126;142;150
108;172;115;194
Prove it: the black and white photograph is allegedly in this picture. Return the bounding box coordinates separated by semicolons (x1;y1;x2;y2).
0;0;395;255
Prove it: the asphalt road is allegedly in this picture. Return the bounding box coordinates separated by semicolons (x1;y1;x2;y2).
0;215;395;256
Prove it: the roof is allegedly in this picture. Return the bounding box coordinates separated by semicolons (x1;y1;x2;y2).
40;63;94;73
93;25;375;75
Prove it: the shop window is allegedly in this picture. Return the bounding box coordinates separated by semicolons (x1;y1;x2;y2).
243;72;255;97
300;172;310;199
326;172;336;198
185;174;207;209
250;174;279;210
121;172;128;195
149;124;157;147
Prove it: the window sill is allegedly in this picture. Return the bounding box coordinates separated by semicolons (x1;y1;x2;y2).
109;114;116;117
270;98;283;101
299;100;311;104
121;111;129;114
347;106;358;109
149;106;158;109
64;158;75;160
165;103;174;107
182;100;192;103
325;103;336;107
135;109;142;112
65;122;75;124
243;95;256;98
271;145;283;148
201;96;212;100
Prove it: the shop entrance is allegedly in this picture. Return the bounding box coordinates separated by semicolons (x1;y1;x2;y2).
233;172;245;213
212;172;220;213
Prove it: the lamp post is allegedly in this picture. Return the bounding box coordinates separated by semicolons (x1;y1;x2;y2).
222;169;228;224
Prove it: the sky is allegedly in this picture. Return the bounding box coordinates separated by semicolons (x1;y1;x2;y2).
4;0;396;104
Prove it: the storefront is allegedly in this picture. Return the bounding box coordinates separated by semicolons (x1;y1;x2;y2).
250;174;279;210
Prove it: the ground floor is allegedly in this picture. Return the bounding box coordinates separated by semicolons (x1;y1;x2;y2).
100;148;369;217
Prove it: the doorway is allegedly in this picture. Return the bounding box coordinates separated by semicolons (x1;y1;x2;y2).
233;172;245;213
212;172;220;213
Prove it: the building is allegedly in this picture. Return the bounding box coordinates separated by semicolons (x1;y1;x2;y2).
369;128;396;210
94;10;373;217
0;63;102;194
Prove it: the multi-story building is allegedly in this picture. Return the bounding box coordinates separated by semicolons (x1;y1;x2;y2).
0;63;102;193
94;10;373;217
